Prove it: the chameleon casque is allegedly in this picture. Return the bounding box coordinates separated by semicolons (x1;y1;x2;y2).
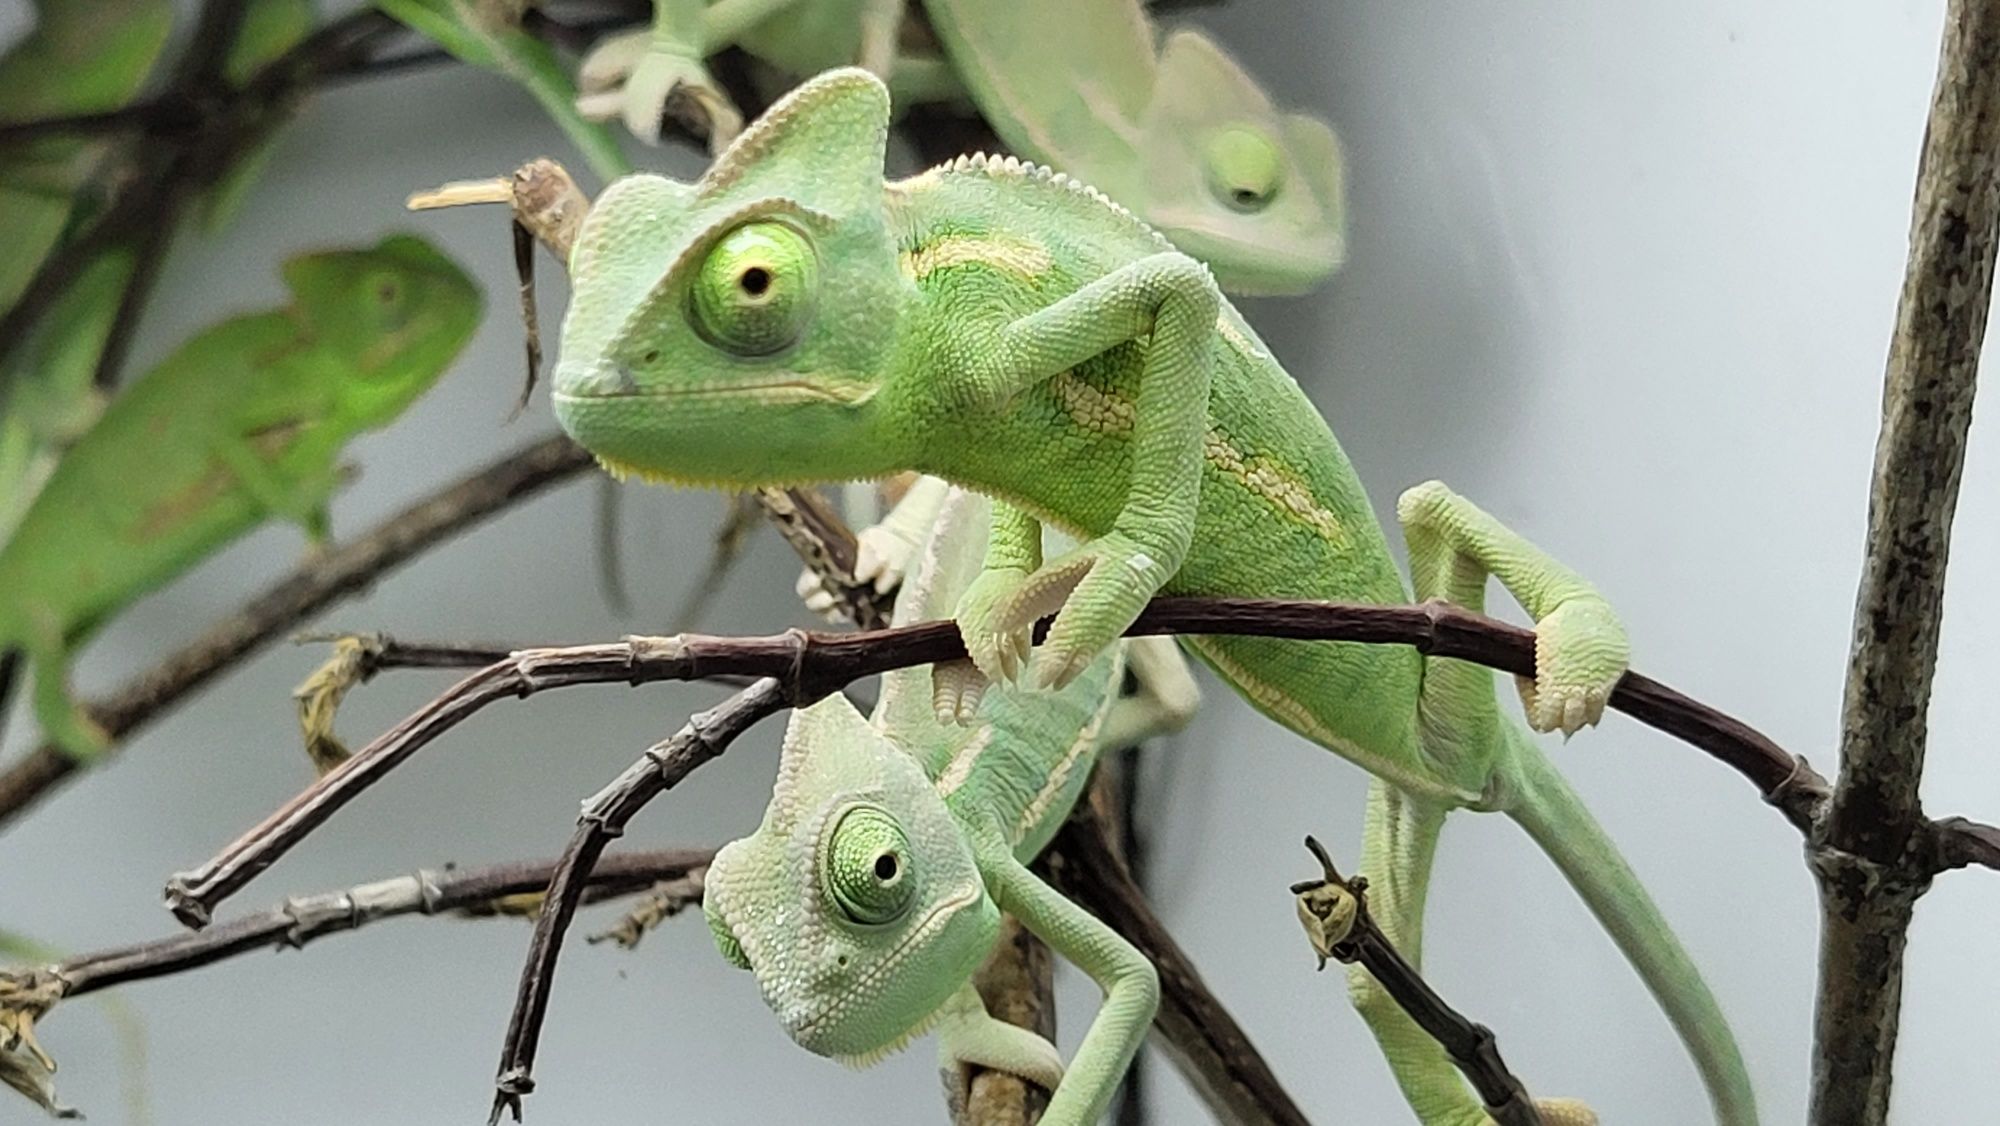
0;236;479;761
573;0;1346;294
544;70;1754;1123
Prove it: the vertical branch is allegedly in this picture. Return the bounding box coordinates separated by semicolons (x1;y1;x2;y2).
1811;2;2000;1122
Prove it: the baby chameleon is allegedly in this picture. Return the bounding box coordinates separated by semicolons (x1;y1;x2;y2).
0;235;479;760
549;70;1755;1124
704;479;1205;1123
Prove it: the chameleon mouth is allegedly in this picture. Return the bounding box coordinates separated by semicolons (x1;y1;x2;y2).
551;376;876;406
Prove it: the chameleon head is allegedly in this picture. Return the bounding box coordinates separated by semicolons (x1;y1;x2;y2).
1136;30;1346;296
703;693;1000;1063
282;234;482;425
550;69;915;488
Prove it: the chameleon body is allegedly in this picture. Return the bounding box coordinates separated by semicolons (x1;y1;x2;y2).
547;71;1755;1123
575;0;1345;293
0;236;480;760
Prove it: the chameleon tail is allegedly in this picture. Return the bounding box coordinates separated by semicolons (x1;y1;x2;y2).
1498;726;1758;1126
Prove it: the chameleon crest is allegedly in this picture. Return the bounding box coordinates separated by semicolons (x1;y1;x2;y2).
703;692;999;1063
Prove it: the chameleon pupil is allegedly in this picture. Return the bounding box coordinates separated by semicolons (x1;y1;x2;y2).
740;266;772;296
874;854;898;881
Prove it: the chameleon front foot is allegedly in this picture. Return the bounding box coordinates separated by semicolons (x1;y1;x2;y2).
954;533;1166;694
575;32;743;151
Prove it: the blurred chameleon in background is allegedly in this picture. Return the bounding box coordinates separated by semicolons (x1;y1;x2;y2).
571;0;1346;294
0;236;481;761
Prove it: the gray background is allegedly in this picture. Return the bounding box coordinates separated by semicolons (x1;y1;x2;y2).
3;1;1994;1123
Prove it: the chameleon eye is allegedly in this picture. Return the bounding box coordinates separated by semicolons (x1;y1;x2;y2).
824;805;915;926
1205;127;1284;213
690;221;817;356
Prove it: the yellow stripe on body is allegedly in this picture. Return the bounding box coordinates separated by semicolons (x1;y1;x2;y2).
898;233;1053;282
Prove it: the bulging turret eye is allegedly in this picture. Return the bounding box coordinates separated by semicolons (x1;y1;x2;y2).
824;806;915;925
1205;127;1285;213
690;221;818;356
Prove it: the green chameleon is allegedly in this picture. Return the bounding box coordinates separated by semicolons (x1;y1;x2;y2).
712;477;1603;1123
543;69;1755;1124
0;235;480;761
574;0;1345;293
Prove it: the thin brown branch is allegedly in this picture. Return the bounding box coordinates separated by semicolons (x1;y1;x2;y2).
0;435;595;831
1038;768;1311;1126
1290;836;1543;1126
162;598;2000;929
1810;2;2000;1123
488;679;790;1123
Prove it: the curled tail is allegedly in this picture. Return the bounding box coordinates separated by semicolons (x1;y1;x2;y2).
1499;726;1757;1126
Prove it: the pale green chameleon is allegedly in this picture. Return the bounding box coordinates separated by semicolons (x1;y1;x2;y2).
575;0;1345;294
716;476;1601;1123
0;236;480;761
544;69;1755;1123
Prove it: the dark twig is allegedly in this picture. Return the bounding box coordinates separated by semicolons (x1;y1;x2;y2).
1289;836;1543;1126
488;679;790;1123
163;598;2000;928
1038;768;1311;1126
0;435;595;831
1810;2;2000;1122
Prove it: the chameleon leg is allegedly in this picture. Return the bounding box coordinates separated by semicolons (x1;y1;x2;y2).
576;0;802;148
1398;480;1628;737
980;847;1159;1126
932;980;1065;1092
949;252;1219;693
209;436;337;549
20;623;107;761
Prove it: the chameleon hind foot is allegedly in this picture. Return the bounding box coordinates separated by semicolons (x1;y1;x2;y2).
575;32;743;151
796;518;924;620
1512;593;1626;736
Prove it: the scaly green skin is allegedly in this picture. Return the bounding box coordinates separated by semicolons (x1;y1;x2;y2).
549;71;1756;1124
0;235;480;761
707;479;1201;1123
574;0;1345;294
